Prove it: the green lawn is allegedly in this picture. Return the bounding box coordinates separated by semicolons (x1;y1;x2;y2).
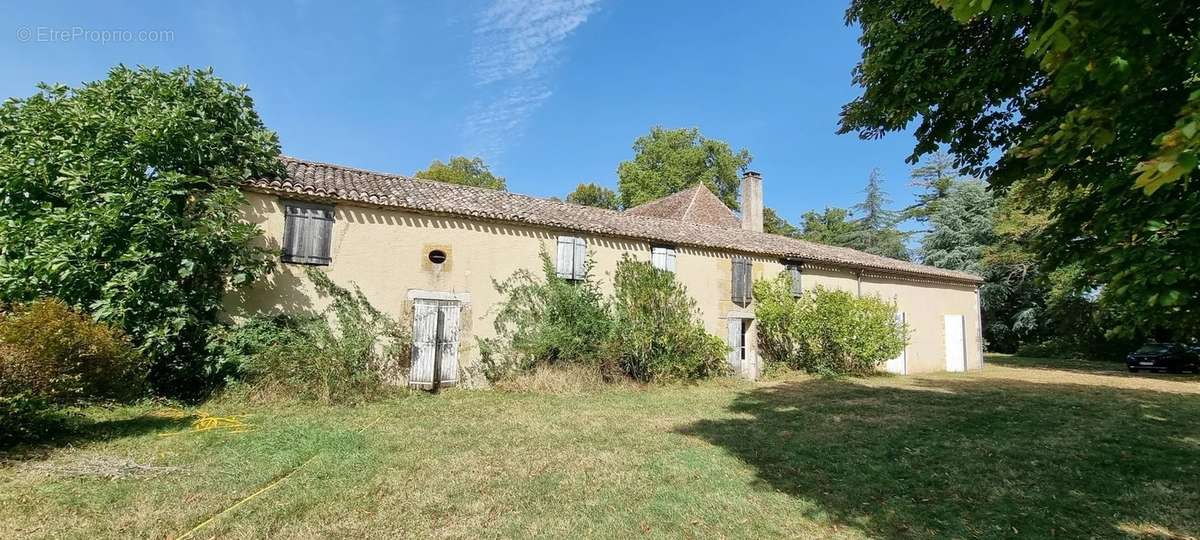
3;356;1199;539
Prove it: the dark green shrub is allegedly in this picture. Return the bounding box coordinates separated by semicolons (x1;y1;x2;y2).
483;251;614;381
0;393;73;447
755;275;907;376
236;268;409;404
205;314;314;384
607;256;728;382
0;299;148;404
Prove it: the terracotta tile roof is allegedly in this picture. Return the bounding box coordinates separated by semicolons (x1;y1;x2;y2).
624;184;741;229
243;156;982;284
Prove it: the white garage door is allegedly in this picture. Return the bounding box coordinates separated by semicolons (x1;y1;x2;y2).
944;314;966;372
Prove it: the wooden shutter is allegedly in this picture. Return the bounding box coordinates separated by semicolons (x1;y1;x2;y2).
556;236;586;280
409;300;439;386
436;301;461;385
556;236;573;278
788;264;803;297
572;237;586;280
732;256;752;304
727;318;743;371
652;246;676;272
282;201;334;265
410;299;462;387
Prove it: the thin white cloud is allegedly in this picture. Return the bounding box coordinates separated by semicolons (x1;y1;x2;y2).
465;0;600;161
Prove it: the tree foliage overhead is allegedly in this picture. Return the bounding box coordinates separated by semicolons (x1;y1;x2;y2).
565;182;620;210
841;0;1200;334
0;65;283;396
414;156;507;191
617;126;751;210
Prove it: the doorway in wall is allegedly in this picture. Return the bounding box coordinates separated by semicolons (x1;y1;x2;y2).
410;298;460;389
944;314;966;372
885;311;907;374
726;317;750;374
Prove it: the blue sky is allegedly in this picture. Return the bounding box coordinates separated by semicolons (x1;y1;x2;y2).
3;0;929;228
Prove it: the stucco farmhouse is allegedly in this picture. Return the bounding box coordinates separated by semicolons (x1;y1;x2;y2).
229;157;984;387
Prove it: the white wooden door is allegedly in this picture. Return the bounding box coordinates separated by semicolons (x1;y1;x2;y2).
410;299;460;387
885;311;906;374
944;314;966;372
727;318;744;372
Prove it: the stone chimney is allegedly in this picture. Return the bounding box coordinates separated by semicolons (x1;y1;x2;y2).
741;170;763;233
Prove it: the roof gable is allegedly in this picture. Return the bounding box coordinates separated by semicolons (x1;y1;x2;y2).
624;184;741;229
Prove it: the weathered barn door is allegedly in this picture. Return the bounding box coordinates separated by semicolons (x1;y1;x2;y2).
410;299;461;388
944;314;966;372
885;311;906;374
727;318;746;373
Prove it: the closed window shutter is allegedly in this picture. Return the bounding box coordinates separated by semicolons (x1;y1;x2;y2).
282;201;334;265
788;264;803;296
556;236;573;279
572;237;586;280
732;256;752;303
651;246;676;272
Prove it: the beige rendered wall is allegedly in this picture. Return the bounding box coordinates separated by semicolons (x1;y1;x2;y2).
228;192;980;384
859;275;983;373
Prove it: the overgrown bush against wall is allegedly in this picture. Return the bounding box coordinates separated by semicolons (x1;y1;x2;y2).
607;256;728;382
482;252;613;380
483;252;727;384
754;274;906;376
211;268;410;404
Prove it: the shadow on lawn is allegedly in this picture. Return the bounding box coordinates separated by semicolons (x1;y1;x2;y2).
1;412;192;459
678;377;1200;539
987;355;1200;381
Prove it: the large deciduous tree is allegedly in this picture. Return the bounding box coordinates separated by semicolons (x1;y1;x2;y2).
0;66;283;397
566;182;620;210
798;207;860;248
840;0;1200;335
763;208;801;238
617;126;751;210
414;156;507;190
